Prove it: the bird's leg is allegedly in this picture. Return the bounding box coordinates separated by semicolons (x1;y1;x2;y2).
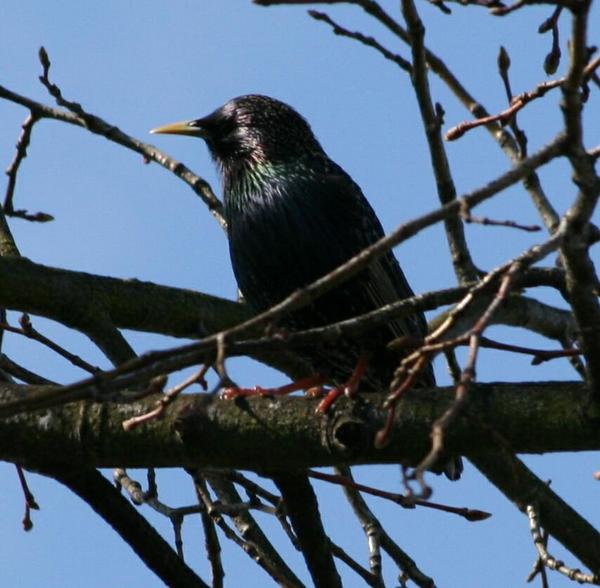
316;353;371;413
221;374;327;400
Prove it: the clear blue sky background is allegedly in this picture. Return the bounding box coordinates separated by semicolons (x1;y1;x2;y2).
1;1;599;586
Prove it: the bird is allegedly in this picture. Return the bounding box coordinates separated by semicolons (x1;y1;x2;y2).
151;95;461;480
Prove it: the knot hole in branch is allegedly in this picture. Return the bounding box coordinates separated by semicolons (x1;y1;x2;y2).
322;398;379;458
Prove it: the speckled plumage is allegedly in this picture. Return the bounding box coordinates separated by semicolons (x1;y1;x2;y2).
193;94;433;391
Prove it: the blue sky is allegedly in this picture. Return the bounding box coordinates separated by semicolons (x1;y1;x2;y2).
1;1;599;586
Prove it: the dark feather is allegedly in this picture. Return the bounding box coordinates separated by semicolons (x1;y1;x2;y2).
153;95;460;479
226;157;433;389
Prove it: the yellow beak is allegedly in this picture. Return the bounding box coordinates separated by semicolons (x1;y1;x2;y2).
150;120;205;137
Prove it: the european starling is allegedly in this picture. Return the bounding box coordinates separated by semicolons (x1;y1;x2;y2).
152;95;461;479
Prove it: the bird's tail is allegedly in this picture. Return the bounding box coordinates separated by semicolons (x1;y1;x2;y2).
442;455;464;481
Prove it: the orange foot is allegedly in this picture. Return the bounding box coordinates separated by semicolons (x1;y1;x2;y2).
222;374;326;400
316;353;371;413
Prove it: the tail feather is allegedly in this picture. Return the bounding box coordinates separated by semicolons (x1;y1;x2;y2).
443;455;463;481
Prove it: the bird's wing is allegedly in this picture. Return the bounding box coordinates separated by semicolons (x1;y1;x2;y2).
311;170;429;340
364;255;429;339
228;163;429;343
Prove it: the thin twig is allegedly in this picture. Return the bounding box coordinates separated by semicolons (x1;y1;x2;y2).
0;354;56;385
526;504;600;584
491;0;576;17
538;7;563;75
478;336;581;365
308;470;490;521
330;541;382;587
192;473;299;586
447;56;600;141
402;0;478;284
447;78;562;141
0;51;226;229
496;45;529;157
0;314;99;374
460;207;541;232
15;465;39;531
121;366;208;431
216;470;281;506
334;466;436;588
3;112;53;222
203;471;304;587
308;10;412;72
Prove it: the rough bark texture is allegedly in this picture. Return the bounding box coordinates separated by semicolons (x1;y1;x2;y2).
1;380;597;471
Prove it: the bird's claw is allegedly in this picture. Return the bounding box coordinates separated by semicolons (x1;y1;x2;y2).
305;386;326;398
315;387;344;413
221;386;269;400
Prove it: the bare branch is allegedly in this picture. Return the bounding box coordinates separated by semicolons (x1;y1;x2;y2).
0;314;99;374
122;366;208;431
334;465;435;588
3;112;52;222
472;445;600;576
446;78;563;141
308;469;490;520
329;542;382;587
526;504;600;584
402;0;478;284
40;464;210;587
3;380;600;469
309;10;412;72
0;353;56;385
15;464;39;531
192;472;305;586
0;58;226;229
447;56;600;141
558;0;600;395
491;0;576;17
203;471;305;588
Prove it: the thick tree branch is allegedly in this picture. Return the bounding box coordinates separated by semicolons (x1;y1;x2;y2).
7;379;600;580
2;255;570;354
0;381;597;470
0;256;250;339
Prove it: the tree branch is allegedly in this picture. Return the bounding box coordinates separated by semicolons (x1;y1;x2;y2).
0;78;225;228
35;463;209;587
0;381;598;469
402;0;478;284
470;446;600;576
203;471;305;588
558;0;600;397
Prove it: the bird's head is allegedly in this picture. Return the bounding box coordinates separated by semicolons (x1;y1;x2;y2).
151;95;325;170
